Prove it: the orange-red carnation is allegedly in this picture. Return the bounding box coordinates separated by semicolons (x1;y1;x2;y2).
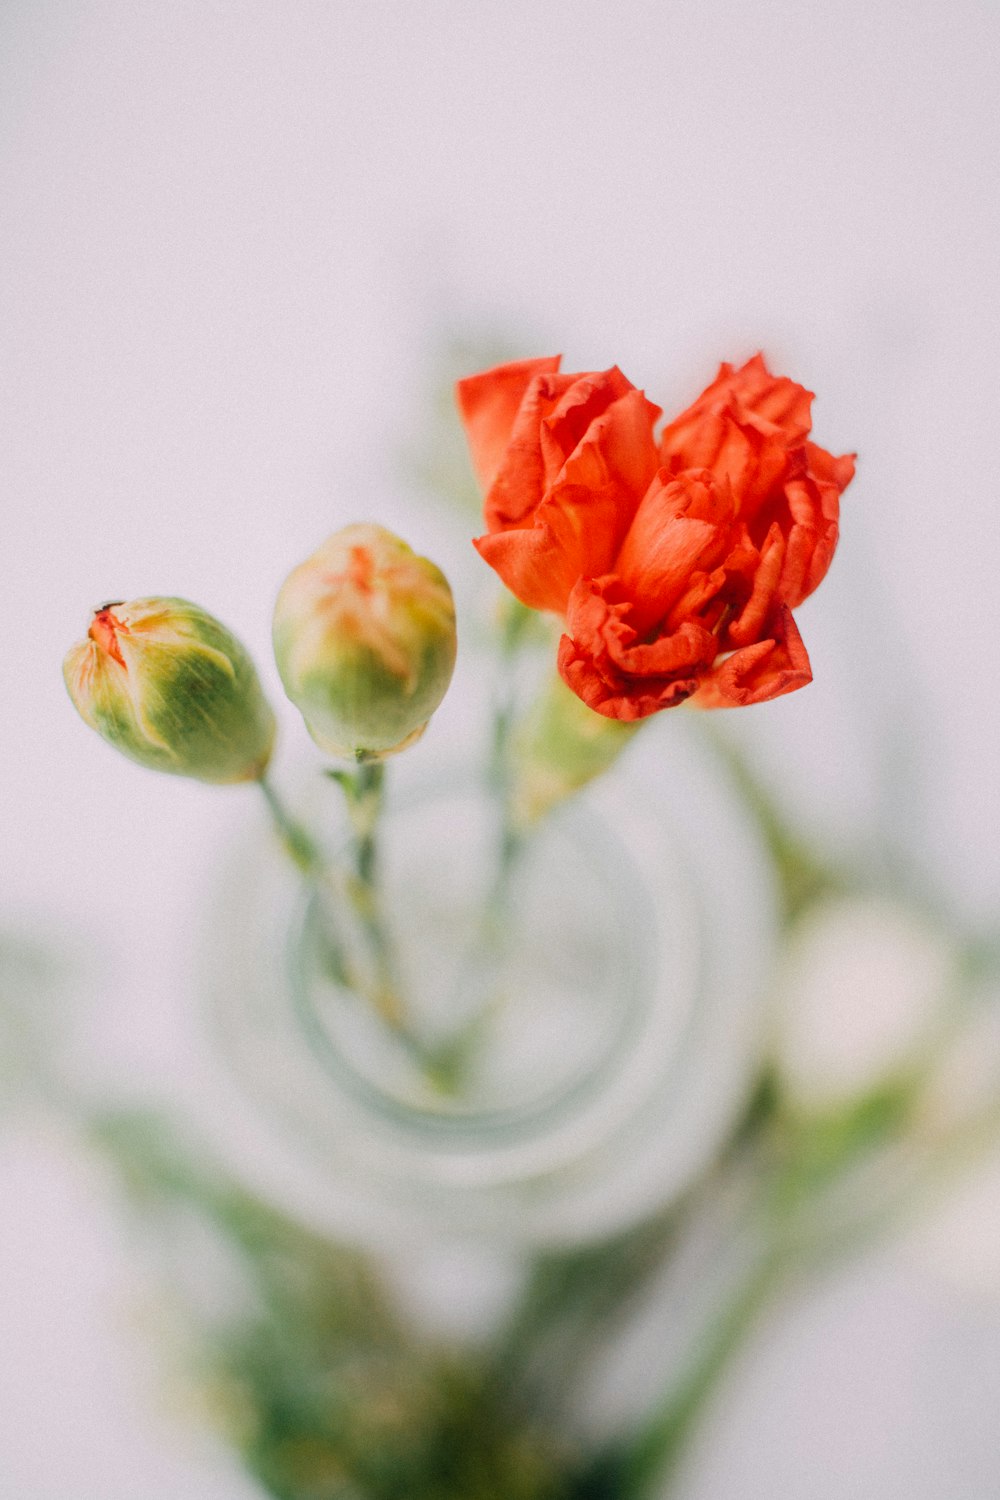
457;353;855;719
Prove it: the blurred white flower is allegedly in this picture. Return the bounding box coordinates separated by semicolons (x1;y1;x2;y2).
775;897;955;1109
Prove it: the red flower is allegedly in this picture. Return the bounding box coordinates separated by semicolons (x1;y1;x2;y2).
457;354;855;719
457;358;662;613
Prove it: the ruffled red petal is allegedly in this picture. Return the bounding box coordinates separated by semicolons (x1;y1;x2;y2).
456;356;562;494
556;577;717;720
693;604;812;708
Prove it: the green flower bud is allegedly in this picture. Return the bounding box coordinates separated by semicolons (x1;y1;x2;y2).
64;598;276;784
272;523;457;760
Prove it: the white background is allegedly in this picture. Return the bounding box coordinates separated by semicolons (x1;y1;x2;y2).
3;2;1000;1495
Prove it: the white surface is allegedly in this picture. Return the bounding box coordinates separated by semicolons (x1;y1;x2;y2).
0;1121;261;1500
2;2;1000;1494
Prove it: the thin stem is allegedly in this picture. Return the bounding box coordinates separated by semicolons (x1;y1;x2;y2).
330;758;407;1032
351;758;384;887
258;773;358;998
260;771;410;1039
614;1254;780;1499
258;773;323;875
430;601;533;1076
483;600;537;930
263;764;464;1085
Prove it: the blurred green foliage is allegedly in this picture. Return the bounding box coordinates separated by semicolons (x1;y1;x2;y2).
90;1111;581;1500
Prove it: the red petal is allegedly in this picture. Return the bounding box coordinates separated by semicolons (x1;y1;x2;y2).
557;578;716;720
544;376;661;498
615;470;737;635
547;386;663;573
558;630;703;721
473;473;630;615
482;370;577;530
473;528;577;614
661;354;813;462
776;442;854;606
659;355;817;518
726;521;785;647
694;604;812;708
456;356;562;493
730;353;814;435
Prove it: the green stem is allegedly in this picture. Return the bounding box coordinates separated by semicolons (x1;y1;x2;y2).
258;774;357;997
483;599;537;931
351;758;383;887
430;601;531;1074
601;1078;921;1498
331;758;408;1032
260;771;410;1040
258;773;323;876
614;1254;779;1499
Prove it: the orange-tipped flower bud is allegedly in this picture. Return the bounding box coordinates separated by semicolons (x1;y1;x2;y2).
272;524;457;760
64;598;276;784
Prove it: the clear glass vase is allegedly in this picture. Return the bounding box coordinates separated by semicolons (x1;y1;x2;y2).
200;714;777;1252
